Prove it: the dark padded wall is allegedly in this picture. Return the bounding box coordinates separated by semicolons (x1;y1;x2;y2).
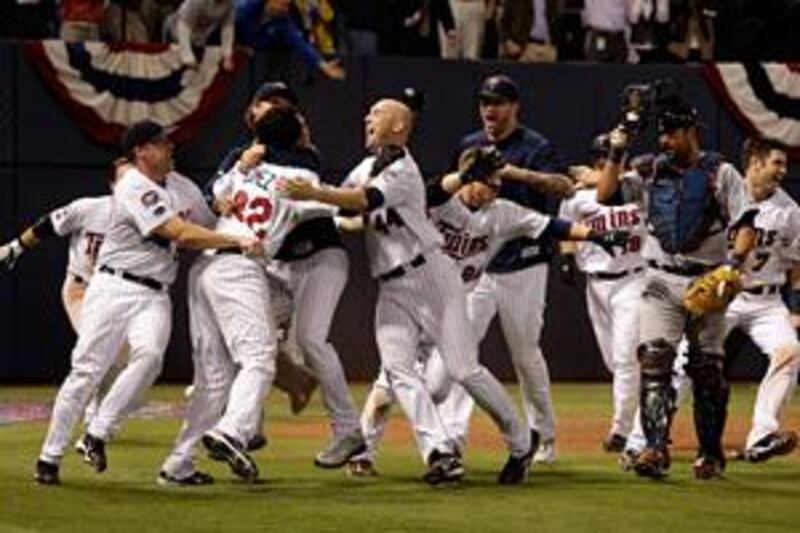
0;43;795;383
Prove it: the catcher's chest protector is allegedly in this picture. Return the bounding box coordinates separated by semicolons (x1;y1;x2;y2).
647;152;723;254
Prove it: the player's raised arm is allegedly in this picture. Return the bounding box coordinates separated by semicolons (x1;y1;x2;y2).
595;128;629;203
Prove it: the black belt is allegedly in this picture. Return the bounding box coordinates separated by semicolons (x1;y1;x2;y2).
216;247;243;256
99;265;164;291
378;255;426;282
587;266;645;281
647;260;712;277
743;285;781;295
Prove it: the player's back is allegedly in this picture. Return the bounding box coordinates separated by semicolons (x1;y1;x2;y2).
50;196;113;281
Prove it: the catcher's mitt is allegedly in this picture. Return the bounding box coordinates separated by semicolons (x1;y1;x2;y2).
682;264;743;317
458;146;505;184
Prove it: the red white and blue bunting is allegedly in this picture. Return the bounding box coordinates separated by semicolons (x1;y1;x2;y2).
705;63;800;154
24;41;246;146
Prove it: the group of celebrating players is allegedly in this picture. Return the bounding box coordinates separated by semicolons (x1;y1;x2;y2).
1;72;797;487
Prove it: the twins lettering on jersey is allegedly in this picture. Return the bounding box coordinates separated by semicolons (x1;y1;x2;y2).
436;219;490;283
585;205;643;254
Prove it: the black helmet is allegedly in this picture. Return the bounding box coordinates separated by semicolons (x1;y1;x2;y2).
657;101;701;133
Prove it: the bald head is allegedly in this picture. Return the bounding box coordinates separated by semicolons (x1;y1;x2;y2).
364;98;413;151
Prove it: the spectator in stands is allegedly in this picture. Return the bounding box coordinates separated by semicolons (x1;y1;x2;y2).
294;0;338;57
235;0;345;79
666;0;715;62
582;0;630;62
629;0;671;62
440;0;494;61
498;0;558;62
104;0;150;43
377;0;455;58
60;0;107;41
164;0;236;70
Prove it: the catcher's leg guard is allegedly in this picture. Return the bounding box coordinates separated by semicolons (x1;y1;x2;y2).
637;339;677;452
684;350;729;465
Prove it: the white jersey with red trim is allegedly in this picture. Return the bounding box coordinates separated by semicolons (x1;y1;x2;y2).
731;187;800;288
213;162;335;259
430;195;550;289
50;196;112;281
558;187;646;274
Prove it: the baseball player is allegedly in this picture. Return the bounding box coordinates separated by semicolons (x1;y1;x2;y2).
558;134;646;453
159;106;340;485
0;159;137;442
347;149;630;476
622;137;800;466
453;74;575;463
596;100;754;479
283;98;544;486
34;120;260;485
209;81;364;467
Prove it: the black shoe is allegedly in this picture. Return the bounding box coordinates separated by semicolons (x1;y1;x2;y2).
82;433;107;473
693;455;725;480
34;460;60;485
202;430;259;482
246;434;268;452
423;450;464;486
745;431;798;463
602;433;627;453
633;447;670;479
157;470;215;486
497;448;534;485
530;429;541;456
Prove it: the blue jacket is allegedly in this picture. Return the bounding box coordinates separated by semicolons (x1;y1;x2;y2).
235;0;322;70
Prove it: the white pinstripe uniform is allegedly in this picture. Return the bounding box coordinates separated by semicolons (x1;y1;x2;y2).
39;169;214;464
558;182;646;438
345;152;530;462
48;196;135;430
354;192;553;461
161;161;335;478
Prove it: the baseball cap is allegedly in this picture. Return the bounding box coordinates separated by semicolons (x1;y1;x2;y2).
120;120;168;155
479;75;520;103
589;133;611;157
399;86;426;114
253;81;298;106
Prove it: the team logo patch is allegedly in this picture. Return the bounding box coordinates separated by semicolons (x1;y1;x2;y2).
141;190;159;207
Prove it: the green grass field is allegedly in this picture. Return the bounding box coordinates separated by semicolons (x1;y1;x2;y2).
1;384;798;533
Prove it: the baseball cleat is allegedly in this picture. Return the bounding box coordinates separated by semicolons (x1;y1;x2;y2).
693;455;725;480
743;431;798;463
202;430;259;482
423;450;464;486
346;459;379;477
602;433;627;453
81;433;107;473
633;448;670;479
497;448;534;485
314;429;367;469
74;434;88;455
246;434;268;452
34;460;60;485
157;470;215;487
533;438;556;464
618;449;641;471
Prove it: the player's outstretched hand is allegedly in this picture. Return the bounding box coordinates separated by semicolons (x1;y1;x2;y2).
0;240;23;270
280;178;317;201
238;236;263;257
588;230;630;257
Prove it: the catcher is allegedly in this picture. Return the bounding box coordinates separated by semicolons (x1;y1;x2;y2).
596;101;757;480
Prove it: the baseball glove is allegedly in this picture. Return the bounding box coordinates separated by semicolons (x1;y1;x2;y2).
586;229;630;257
458;146;505;184
683;265;743;317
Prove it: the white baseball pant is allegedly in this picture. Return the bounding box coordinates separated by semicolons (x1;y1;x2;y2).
40;271;171;463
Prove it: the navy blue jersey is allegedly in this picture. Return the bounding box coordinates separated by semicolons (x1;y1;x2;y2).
455;126;566;273
206;138;342;261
